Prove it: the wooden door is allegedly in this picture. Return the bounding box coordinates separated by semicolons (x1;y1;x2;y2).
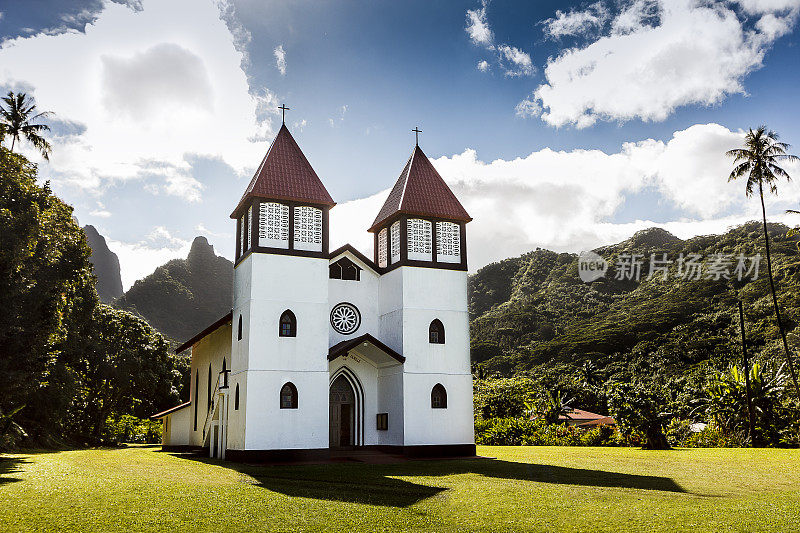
329;376;355;448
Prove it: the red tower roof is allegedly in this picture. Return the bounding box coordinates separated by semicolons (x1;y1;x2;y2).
231;125;335;218
369;145;471;232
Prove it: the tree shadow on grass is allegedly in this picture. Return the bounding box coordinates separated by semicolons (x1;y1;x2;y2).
0;456;29;486
173;454;686;508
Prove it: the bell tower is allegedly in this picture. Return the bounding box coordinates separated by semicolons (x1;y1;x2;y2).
372;132;475;450
226;116;336;459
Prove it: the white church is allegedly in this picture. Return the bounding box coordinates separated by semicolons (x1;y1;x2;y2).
152;119;475;461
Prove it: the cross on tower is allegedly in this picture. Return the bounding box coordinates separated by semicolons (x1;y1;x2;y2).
279;104;290;125
412;127;422;146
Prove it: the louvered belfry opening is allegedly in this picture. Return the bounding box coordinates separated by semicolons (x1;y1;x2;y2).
369;145;471;272
232;125;335;263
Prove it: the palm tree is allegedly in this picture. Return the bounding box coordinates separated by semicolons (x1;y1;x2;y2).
0;91;53;160
727;126;800;399
536;389;574;424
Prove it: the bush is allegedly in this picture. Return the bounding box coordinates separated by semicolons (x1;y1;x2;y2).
475;417;621;446
683;425;740;448
580;424;619;446
666;418;695;447
101;415;162;444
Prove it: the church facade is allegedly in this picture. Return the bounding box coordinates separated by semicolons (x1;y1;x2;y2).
153;123;475;461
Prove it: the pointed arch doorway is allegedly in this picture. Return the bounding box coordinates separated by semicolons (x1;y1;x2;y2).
329;372;362;448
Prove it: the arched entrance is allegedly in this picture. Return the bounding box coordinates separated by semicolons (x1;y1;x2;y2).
329;375;356;448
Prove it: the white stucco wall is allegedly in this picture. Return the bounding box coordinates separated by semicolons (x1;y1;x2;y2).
187;322;233;448
163;406;191;446
221;242;473;453
328;252;380;345
235;253;329;451
379;266;474;447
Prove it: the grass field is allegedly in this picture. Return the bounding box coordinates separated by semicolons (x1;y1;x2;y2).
2;445;799;532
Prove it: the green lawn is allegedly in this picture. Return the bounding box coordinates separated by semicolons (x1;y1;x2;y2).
2;445;799;532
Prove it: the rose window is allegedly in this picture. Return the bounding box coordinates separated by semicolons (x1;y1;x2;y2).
330;303;361;335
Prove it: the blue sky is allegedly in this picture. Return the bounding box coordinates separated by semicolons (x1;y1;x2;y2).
1;0;800;288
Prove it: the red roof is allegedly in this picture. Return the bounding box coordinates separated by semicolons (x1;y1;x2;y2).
577;416;616;427
558;409;609;422
231;125;335;218
150;401;190;419
369;145;471;232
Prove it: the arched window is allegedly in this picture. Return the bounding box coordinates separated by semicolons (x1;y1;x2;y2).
193;371;198;431
279;310;296;337
207;364;212;412
431;384;447;409
280;382;298;409
234;384;240;410
429;319;445;344
222;359;228;388
237;315;242;340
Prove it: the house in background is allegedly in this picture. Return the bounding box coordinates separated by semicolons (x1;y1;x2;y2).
559;409;616;429
152;121;475;461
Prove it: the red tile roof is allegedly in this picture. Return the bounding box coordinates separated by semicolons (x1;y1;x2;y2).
231;125;335;218
576;416;616;427
369;145;471;232
558;409;608;421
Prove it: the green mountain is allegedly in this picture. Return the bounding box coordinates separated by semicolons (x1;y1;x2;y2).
82;225;124;304
115;237;233;344
469;222;800;377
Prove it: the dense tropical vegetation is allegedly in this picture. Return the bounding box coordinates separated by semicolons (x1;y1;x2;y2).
0;141;184;449
469;225;800;448
469;127;800;449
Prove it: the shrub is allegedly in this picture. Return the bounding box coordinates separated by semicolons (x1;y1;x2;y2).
580;424;618;446
475;417;621;446
666;418;695;447
684;425;740;448
101;415;162;444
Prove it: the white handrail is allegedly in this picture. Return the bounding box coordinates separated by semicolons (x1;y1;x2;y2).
202;372;223;443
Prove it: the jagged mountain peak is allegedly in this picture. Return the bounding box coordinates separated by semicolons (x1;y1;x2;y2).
82;225;123;304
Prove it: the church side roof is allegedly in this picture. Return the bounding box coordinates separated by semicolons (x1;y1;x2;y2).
174;311;233;354
231;125;335;218
369;145;471;232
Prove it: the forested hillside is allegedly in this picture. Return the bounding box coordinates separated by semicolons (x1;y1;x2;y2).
469;224;800;379
115;236;233;344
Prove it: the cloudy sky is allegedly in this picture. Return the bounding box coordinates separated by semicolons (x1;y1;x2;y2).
2;0;800;289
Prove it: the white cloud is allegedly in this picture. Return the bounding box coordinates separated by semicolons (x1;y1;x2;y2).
543;2;608;38
106;226;192;289
736;0;800;15
90;209;112;218
465;0;493;45
530;0;800;127
329;105;348;127
497;45;533;77
194;222;229;238
330;123;800;272
0;0;276;199
101;43;213;118
465;1;534;77
274;44;286;75
514;95;541;118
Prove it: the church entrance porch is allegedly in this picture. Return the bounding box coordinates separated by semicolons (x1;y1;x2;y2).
329;375;356;448
327;334;405;449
